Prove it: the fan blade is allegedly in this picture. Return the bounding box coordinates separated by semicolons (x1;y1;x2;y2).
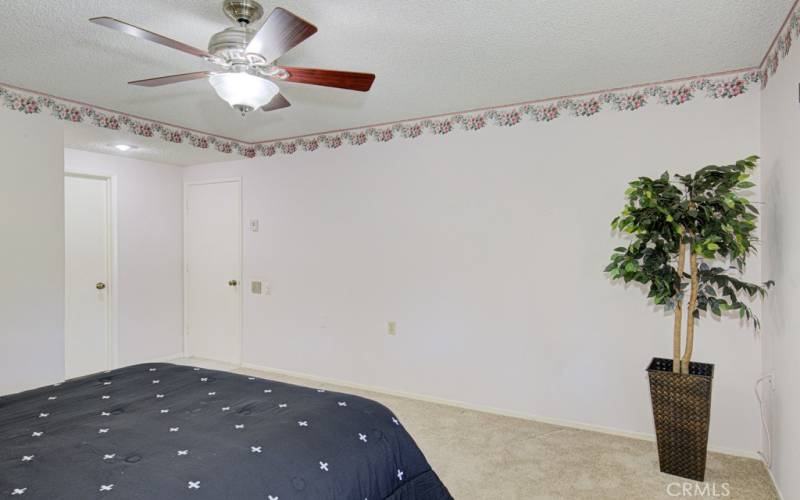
90;17;211;59
262;93;291;112
246;8;317;63
280;67;375;92
129;72;211;87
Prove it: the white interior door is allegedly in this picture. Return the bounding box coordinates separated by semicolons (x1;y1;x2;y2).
185;180;242;364
65;174;110;378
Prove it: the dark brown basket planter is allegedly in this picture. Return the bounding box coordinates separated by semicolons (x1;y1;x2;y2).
647;357;714;482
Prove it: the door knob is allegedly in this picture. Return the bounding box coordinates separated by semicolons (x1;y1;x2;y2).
96;282;106;290
228;279;238;287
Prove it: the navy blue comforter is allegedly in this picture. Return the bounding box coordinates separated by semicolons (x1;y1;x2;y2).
0;363;451;499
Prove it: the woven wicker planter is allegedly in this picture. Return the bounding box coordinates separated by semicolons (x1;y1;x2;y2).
647;357;714;482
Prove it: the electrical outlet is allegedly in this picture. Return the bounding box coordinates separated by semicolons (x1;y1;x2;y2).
387;321;397;336
768;373;776;391
251;281;262;294
249;219;259;232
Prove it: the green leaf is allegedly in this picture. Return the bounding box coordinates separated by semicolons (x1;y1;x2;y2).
606;155;770;328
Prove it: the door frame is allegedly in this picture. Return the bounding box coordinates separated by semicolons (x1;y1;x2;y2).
182;177;243;366
64;171;119;372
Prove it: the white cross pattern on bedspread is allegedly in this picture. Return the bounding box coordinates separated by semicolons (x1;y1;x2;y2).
0;363;448;499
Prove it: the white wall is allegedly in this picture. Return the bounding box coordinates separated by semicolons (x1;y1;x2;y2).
761;43;800;499
64;149;184;365
184;90;765;454
0;111;65;395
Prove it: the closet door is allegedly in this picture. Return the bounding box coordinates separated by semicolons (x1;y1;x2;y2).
65;174;110;378
184;179;242;364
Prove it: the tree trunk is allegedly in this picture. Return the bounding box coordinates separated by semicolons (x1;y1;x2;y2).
672;242;687;373
681;250;699;374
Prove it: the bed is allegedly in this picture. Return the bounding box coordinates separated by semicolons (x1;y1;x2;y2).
0;363;451;499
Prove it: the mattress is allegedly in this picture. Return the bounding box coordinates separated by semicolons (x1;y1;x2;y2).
0;363;451;499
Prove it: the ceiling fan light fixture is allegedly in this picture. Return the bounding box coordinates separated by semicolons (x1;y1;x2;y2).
209;72;279;115
92;3;374;116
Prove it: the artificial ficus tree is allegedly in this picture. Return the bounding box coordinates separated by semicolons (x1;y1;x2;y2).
605;156;773;374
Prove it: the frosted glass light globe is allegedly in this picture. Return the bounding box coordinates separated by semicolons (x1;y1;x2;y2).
209;72;279;115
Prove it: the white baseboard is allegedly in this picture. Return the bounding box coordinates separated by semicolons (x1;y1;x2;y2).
148;353;185;363
239;361;761;461
171;356;241;371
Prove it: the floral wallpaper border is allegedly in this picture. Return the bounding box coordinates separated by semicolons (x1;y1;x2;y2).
761;1;800;89
0;70;760;160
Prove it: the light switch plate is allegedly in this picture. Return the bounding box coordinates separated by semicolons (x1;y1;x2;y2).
251;281;262;294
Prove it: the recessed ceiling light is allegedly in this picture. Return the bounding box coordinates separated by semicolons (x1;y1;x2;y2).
113;144;137;152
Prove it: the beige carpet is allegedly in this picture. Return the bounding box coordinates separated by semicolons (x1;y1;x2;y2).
177;359;779;499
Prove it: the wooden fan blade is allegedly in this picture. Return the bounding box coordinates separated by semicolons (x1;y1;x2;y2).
129;72;211;87
90;17;211;59
280;67;375;92
262;93;291;112
246;8;317;63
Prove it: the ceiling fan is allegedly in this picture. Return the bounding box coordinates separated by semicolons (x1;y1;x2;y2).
90;0;375;115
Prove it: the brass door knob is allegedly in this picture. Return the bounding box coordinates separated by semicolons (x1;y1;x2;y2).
228;279;238;287
96;282;106;290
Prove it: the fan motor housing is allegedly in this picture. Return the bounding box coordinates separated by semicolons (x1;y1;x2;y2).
207;26;289;79
208;26;253;60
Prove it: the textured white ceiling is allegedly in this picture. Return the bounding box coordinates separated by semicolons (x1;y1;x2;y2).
0;0;793;152
63;121;234;166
